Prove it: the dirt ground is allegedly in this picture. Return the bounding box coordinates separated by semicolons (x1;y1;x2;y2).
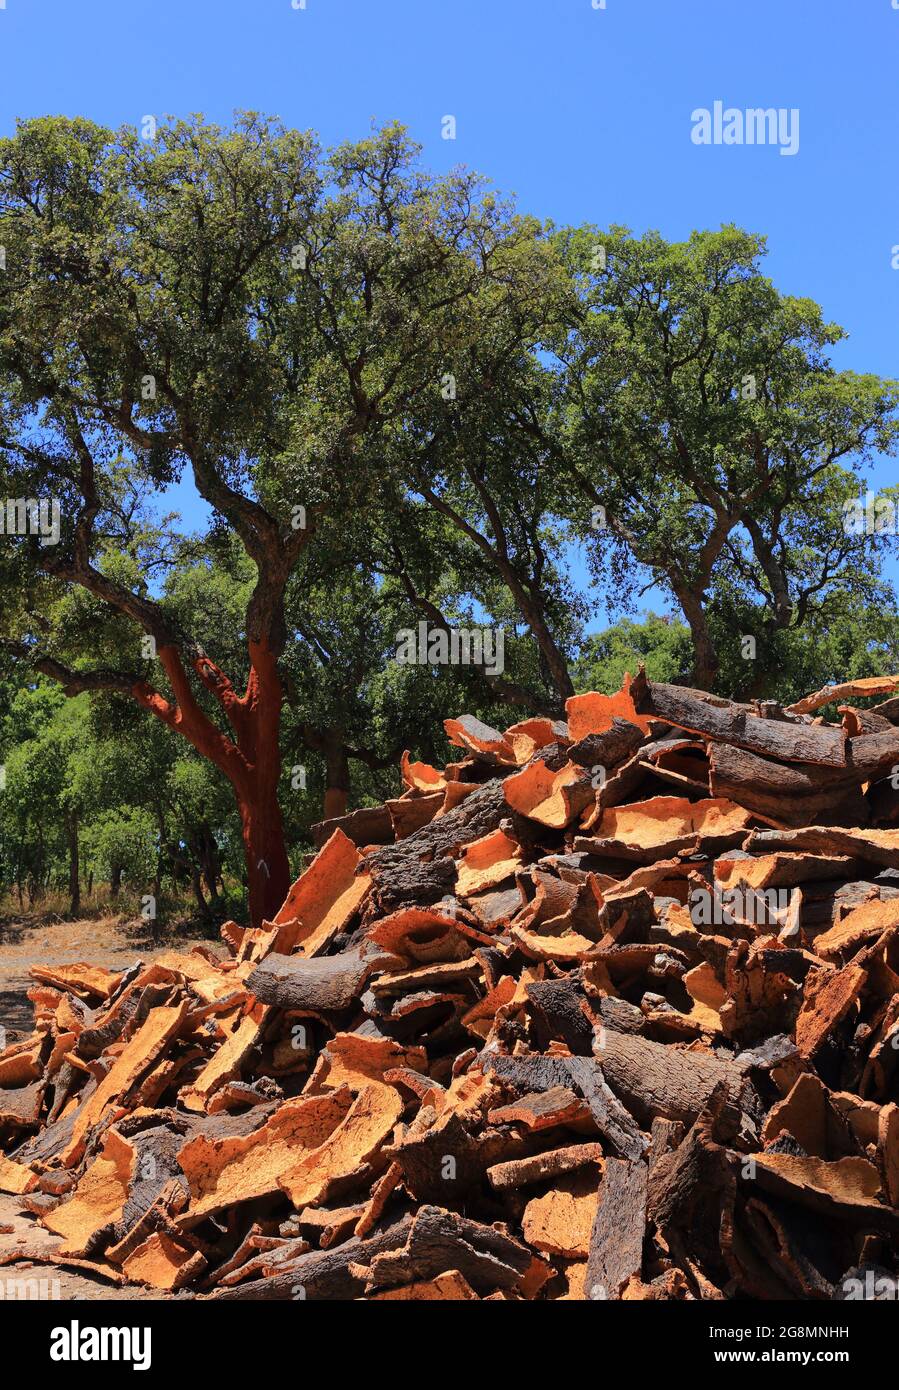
0;914;179;1039
0;915;185;1301
0;1193;163;1301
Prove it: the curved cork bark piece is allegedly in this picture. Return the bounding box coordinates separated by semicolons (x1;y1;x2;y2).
751;1153;897;1228
367;907;469;963
367;1269;479;1299
278;1084;404;1209
566;674;653;741
0;1036;44;1088
585;1157;648;1299
509;925;597;963
400;751;447;792
593;795;751;853
61;1001;189;1166
455;829;522;897
43;1128;136;1255
122;1231;204;1289
29;964;123;1001
788;674;899;716
0;1152;39;1194
386;791;445;840
813;898;899;960
504;717;570;764
503;759;593;829
179;1002;268;1113
631;672;847;767
271;827;371;957
444;715;516;761
177;1090;353;1224
523;1167;600;1258
745;825;899;868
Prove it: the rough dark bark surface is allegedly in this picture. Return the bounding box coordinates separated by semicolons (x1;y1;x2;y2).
709;742;869;827
212;1218;415;1300
364;779;508;909
365;1205;532;1293
585;1157;648;1299
311;804;395;850
247;947;372;1013
632;673;847;767
593;1030;753;1128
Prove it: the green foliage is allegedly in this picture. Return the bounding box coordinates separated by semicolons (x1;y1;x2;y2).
574;615;694;693
83;806;156;889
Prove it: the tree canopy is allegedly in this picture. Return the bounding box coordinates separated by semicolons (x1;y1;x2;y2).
1;113;897;926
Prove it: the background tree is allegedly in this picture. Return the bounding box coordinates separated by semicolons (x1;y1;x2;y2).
574;613;693;692
552;225;899;689
0;114;554;925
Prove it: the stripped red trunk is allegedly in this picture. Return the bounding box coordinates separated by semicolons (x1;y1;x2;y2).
239;779;291;927
132;637;292;929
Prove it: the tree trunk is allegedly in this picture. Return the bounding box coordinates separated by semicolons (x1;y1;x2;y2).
152;797;168;903
199;822;221;900
67;812;80;918
499;567;574;706
190;860;210;921
15;835;24;910
133;638;292;929
324;737;351;821
673;584;719;691
239;776;291;926
33;826;45;903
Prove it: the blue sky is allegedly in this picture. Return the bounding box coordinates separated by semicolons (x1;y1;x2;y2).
1;0;897;627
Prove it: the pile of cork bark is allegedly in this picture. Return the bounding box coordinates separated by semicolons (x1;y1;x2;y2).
1;670;899;1300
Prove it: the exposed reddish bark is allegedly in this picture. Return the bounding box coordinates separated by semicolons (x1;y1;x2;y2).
132;638;290;927
239;780;290;927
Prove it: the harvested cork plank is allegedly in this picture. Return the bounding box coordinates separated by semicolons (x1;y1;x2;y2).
122;1231;206;1290
61;1001;189;1165
271;827;371;955
43;1129;136;1255
592;795;751;853
502;759;593;830
178;1090;353;1224
0;1152;39;1195
795;962;867;1058
522;1167;600;1258
585;1157;647;1300
366;1269;479;1300
487;1142;604;1192
566;673;653;740
631;672;847;767
787;675;899;716
278;1084;404;1209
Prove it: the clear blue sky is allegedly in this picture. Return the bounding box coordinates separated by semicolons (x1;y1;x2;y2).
1;0;897;626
